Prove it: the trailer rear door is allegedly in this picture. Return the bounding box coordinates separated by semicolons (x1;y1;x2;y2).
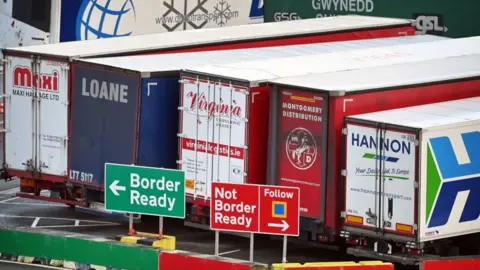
178;73;249;199
343;122;418;240
4;55;69;178
4;56;34;173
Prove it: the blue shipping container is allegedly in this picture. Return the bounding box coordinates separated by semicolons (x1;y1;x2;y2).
70;64;180;188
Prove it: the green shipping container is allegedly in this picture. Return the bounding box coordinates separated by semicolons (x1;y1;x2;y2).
264;0;476;38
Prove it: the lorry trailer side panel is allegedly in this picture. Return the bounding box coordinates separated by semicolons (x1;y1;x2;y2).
420;119;480;242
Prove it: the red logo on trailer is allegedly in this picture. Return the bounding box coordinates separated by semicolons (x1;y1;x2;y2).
13;66;59;92
211;182;300;236
186;91;242;121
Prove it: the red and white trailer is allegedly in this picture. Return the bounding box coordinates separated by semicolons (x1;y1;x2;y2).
179;36;480;229
1;15;415;206
266;53;480;254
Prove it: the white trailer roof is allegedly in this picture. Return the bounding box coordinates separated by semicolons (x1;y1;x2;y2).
81;35;446;73
347;97;480;130
269;53;480;94
184;36;480;85
3;15;412;59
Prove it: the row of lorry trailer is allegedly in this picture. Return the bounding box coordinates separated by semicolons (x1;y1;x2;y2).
1;15;480;264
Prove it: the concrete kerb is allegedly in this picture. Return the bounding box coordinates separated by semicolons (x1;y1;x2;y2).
0;226;159;270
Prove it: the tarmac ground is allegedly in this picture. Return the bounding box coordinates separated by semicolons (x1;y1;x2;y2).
0;179;353;265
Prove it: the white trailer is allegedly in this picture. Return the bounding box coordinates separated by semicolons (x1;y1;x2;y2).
343;97;480;259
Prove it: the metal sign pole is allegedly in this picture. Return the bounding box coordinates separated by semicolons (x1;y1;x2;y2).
249;233;254;262
282;235;287;263
214;230;220;256
159;216;164;239
128;213;134;235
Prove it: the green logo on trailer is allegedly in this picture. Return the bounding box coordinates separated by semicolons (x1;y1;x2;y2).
104;163;186;218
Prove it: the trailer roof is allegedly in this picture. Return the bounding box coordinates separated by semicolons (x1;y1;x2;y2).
185;36;480;85
347;97;480;130
81;35;446;73
3;15;412;59
269;53;480;94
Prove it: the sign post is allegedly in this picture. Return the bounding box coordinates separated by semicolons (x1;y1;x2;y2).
105;163;186;237
210;182;300;262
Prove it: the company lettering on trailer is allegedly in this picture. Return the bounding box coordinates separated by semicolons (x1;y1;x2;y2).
426;131;480;231
311;0;374;17
282;102;322;122
187;91;242;121
13;66;59;92
351;133;412;155
81;78;129;103
182;138;244;159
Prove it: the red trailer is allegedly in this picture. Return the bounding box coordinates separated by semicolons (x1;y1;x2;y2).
179;36;480;230
1;15;415;207
266;52;480;250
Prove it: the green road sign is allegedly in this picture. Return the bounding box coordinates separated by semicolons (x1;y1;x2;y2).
104;163;185;218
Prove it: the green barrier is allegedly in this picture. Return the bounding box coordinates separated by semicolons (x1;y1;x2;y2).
0;226;159;270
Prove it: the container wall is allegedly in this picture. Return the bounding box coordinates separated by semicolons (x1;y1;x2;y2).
273;88;328;219
137;77;179;169
69;64;140;187
328;79;480;235
419;122;480;242
343;121;418;239
4;54;69;180
178;73;250;200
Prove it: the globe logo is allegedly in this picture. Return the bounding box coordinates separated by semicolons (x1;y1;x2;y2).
76;0;136;40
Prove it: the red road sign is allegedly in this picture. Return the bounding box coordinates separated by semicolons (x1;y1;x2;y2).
210;182;300;236
259;186;300;235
